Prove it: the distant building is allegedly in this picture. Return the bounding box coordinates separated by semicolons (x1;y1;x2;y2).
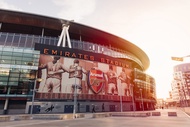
156;98;165;109
171;63;190;107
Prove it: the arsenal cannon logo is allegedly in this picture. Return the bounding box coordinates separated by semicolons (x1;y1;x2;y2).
87;68;106;94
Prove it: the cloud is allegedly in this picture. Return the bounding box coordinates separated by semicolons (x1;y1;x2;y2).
52;0;96;21
0;0;22;11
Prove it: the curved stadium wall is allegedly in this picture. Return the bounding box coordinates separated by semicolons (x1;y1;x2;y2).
0;9;156;114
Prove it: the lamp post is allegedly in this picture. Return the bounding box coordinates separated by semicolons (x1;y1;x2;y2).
130;84;135;112
30;78;42;117
30;79;36;116
120;83;123;112
140;89;144;111
73;67;77;119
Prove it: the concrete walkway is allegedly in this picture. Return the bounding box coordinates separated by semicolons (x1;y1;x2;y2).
0;109;190;127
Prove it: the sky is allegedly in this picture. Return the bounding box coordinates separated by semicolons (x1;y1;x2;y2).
1;0;190;99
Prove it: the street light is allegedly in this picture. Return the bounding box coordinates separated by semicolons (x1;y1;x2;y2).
140;88;144;111
30;78;42;117
171;55;190;61
130;84;135;112
73;67;77;119
120;84;123;112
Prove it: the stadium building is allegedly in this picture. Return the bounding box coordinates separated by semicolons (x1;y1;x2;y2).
0;9;156;114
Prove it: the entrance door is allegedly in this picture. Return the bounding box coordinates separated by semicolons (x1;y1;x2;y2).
130;105;133;111
86;105;90;112
28;105;41;114
64;105;74;113
109;105;115;112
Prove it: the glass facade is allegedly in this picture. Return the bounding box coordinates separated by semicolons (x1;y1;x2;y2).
133;68;156;110
0;46;40;96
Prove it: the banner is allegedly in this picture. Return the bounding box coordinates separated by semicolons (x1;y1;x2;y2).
35;44;133;101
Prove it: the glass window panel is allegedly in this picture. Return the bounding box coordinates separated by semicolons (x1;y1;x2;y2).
0;81;7;86
0;68;9;76
20;65;30;69
33;50;40;54
50;38;55;45
12;35;20;47
12;56;22;61
21;62;27;66
19;36;26;47
20;69;30;73
23;53;33;57
25;62;34;66
6;34;14;46
33;58;39;62
9;73;20;77
13;48;23;52
25;36;33;48
33;37;40;46
0;34;6;46
1;55;12;60
3;47;12;52
12;52;23;57
73;41;78;49
8;81;18;86
88;43;93;52
44;37;50;45
0;76;9;81
20;73;30;78
94;44;99;53
1;59;11;64
78;42;83;50
10;68;20;71
82;43;88;51
22;57;33;62
33;54;40;59
9;77;19;82
23;49;33;53
33;63;39;66
2;51;12;56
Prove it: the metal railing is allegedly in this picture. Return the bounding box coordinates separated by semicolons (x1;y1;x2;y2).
0;32;143;67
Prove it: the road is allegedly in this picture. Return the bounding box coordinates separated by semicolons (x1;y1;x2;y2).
1;109;190;127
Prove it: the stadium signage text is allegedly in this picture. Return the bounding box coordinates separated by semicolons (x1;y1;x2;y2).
35;43;130;68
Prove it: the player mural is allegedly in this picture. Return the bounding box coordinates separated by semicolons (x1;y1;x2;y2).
35;43;133;101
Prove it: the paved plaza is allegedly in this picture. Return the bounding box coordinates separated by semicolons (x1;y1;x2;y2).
1;109;190;127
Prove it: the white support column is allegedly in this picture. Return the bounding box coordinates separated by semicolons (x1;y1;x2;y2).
57;24;72;48
3;98;9;114
3;86;11;114
62;27;66;47
66;26;71;48
57;25;65;46
41;28;44;37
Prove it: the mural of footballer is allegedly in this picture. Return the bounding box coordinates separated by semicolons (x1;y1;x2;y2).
105;65;118;95
38;56;69;93
69;59;87;94
118;68;130;96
